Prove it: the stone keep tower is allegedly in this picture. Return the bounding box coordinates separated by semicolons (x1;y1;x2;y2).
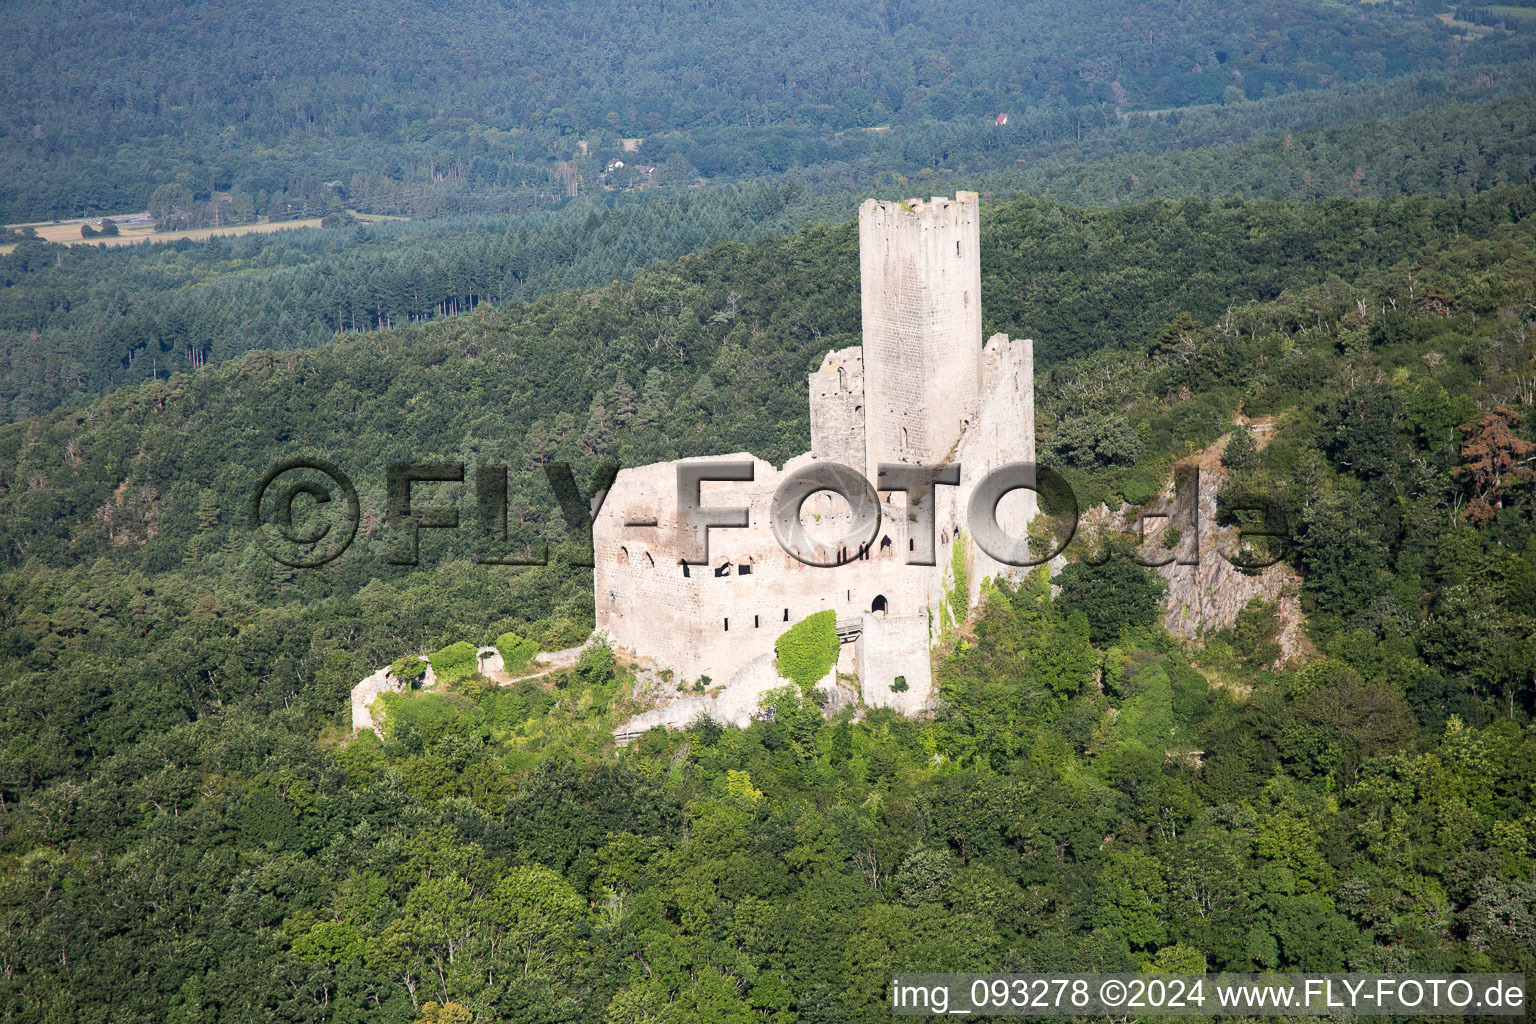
593;191;1036;730
858;191;983;482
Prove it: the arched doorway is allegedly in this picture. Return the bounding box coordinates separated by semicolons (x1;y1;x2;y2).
871;594;889;616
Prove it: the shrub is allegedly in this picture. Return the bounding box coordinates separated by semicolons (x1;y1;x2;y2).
1229;597;1282;667
1117;662;1175;748
775;610;839;690
1117;464;1162;506
689;714;723;747
893;847;957;907
891;675;909;692
375;690;462;742
429;641;480;683
725;769;762;804
391;655;427;683
530;617;590;651
577;641;617;688
494;632;540;674
1222;424;1258;471
1041;415;1145;468
1055;541;1169;645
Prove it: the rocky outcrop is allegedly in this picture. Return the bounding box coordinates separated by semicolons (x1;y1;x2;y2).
1082;426;1306;665
1157;456;1305;662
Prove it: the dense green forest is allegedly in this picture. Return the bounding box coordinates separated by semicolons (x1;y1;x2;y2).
2;182;1533;1021
2;1;1534;1020
3;0;1534;221
6;88;1536;424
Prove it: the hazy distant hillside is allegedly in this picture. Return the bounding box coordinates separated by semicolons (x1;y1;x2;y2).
5;90;1536;423
2;0;1529;220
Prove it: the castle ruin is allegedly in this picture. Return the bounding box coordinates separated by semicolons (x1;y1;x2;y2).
595;192;1036;717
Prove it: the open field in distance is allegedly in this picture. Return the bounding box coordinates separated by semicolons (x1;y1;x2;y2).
1;213;405;253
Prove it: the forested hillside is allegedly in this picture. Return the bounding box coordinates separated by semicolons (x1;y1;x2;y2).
1;185;1533;1021
2;0;1532;220
6;88;1536;423
3;0;1534;1018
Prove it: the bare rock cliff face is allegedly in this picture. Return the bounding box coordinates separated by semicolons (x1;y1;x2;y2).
1079;433;1307;665
1159;456;1306;662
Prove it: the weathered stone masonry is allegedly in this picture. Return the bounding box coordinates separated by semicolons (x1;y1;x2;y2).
859;191;983;480
595;192;1036;719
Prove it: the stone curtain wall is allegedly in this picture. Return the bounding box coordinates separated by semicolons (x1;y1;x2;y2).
808;346;866;469
960;333;1039;602
858;613;932;715
594;452;957;688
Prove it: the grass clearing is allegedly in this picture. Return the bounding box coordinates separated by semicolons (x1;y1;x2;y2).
1;212;405;253
1484;4;1536;22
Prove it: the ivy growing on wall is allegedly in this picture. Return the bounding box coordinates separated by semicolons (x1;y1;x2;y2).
950;536;969;611
495;632;541;674
938;536;971;634
390;655;426;683
429;641;480;683
774;610;839;691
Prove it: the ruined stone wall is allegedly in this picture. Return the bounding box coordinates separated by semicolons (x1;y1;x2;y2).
957;333;1038;601
858;613;933;714
596;193;1037;719
594;447;1024;696
595;457;716;683
858;192;982;483
809;346;865;469
595;451;959;687
351;665;401;733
